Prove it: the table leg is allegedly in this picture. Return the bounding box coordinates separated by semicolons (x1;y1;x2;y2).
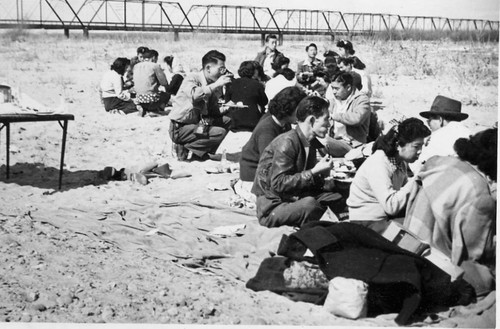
6;123;10;180
59;120;68;190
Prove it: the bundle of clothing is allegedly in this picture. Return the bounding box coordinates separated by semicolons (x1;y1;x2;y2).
246;221;476;325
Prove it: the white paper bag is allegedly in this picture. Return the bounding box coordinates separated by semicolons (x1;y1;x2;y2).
323;277;368;319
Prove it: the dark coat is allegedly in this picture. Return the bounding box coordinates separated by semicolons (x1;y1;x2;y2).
252;126;325;218
255;49;284;70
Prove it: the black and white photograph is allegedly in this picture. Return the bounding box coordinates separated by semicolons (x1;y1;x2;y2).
0;0;497;327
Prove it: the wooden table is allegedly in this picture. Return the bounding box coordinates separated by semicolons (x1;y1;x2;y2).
0;113;75;189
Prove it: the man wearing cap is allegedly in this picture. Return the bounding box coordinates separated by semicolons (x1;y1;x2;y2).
411;95;471;174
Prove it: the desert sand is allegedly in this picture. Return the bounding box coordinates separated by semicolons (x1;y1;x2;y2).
0;30;497;326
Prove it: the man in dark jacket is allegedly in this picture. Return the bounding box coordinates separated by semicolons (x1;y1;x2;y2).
255;34;284;79
252;96;344;228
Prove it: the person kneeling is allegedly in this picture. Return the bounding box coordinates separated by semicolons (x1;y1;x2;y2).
252;96;345;228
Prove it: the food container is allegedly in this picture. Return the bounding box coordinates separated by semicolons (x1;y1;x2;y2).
0;85;12;103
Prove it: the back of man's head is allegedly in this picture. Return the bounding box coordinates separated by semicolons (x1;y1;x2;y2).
142;49;158;61
268;86;307;120
296;96;329;122
202;50;226;68
137;46;149;55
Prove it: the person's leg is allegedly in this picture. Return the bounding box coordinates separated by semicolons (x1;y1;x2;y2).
323;136;352;157
189;116;231;157
102;97;120;112
348;219;390;234
259;196;326;228
158;92;170;110
315;192;347;218
119;100;139;114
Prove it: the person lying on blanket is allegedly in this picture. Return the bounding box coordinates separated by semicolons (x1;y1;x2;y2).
252;96;346;228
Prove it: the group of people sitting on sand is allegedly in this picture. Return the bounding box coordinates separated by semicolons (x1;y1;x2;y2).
100;35;496;297
99;46;185;116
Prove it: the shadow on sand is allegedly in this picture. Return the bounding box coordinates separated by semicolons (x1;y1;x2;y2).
0;162;108;191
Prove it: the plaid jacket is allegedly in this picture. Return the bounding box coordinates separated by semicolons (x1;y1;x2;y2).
404;156;496;266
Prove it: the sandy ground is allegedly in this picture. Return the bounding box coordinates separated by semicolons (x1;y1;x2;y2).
0;31;497;326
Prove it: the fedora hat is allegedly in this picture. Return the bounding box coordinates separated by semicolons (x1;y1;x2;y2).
420;95;468;121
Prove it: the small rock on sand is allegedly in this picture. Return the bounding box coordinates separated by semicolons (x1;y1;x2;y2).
31;303;47;312
20;312;32;322
167;307;179;317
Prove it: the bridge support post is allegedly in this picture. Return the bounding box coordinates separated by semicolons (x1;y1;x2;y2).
261;33;266;46
278;34;283;45
64;28;69;38
174;31;180;41
83;28;89;38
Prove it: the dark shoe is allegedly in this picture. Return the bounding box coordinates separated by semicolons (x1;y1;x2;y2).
174;144;189;161
189;153;210;162
116;168;127;181
103;166;116;180
207;153;222;161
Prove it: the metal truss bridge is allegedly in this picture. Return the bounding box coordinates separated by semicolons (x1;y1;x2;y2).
0;0;498;39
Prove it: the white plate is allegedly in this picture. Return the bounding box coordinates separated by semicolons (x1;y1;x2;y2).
334;177;354;183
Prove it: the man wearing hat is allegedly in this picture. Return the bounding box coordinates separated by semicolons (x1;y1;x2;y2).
411;95;471;174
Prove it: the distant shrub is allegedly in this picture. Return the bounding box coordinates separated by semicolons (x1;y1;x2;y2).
3;27;30;42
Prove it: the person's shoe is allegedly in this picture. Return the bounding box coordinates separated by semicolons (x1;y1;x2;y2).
207;153;222;161
128;172;149;185
151;163;172;178
103;166;117;180
174;144;189;161
189;153;210;162
116;168;127;181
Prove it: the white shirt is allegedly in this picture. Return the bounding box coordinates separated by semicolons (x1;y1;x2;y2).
265;75;297;102
353;68;372;98
410;121;471;174
263;52;275;77
100;70;123;98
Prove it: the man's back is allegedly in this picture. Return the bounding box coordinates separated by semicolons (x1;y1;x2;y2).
133;61;167;94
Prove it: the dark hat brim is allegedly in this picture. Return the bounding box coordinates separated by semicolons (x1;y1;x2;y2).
419;110;469;121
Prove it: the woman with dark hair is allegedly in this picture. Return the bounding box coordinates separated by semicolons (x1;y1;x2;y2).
236;86;307;202
336;39;366;70
224;60;268;132
347;118;431;233
404;128;497;295
100;57;138;114
162;55;184;97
